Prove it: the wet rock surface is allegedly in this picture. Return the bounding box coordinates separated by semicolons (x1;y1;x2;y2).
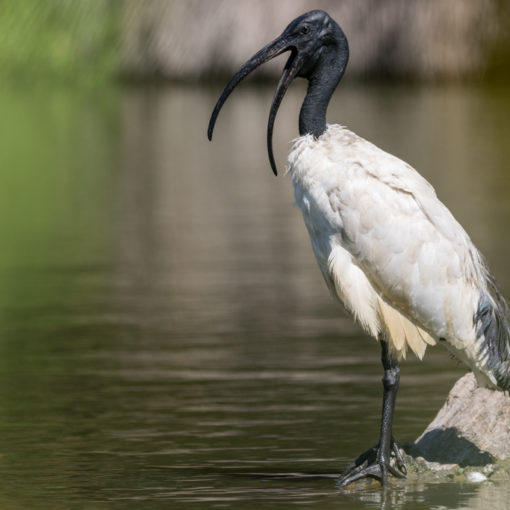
401;372;510;481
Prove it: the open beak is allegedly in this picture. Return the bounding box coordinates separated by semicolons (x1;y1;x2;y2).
208;35;304;176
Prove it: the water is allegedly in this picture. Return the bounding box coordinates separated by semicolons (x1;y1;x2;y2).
0;80;509;509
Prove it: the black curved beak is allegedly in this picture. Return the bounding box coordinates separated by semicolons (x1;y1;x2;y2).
208;35;304;176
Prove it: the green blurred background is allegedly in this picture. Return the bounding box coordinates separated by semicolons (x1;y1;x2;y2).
0;0;119;85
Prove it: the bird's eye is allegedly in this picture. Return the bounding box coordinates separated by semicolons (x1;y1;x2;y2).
300;25;310;35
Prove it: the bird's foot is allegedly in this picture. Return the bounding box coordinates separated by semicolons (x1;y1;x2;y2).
338;438;407;488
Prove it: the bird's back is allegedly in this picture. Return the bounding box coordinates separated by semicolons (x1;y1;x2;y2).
288;124;510;390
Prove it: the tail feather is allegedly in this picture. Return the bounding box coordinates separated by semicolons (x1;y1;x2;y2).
474;276;510;390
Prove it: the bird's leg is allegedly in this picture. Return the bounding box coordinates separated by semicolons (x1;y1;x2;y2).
338;339;407;488
377;339;405;482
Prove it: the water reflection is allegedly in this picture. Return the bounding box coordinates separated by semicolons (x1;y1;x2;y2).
0;82;508;508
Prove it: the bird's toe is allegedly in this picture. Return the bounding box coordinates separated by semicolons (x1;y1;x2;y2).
338;439;406;488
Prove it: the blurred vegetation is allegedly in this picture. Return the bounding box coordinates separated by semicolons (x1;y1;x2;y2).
0;0;120;86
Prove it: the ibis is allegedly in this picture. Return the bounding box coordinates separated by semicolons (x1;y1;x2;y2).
207;9;510;487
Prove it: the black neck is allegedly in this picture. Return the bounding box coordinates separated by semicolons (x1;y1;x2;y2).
298;40;348;138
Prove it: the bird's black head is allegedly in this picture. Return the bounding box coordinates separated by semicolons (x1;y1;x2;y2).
207;10;349;175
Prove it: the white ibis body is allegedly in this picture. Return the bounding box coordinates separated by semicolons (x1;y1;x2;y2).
208;10;510;487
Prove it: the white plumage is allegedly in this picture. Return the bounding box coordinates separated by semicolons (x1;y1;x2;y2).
207;9;510;485
288;124;495;386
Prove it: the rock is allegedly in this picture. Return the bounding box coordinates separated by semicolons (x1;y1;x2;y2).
403;372;510;477
466;471;488;483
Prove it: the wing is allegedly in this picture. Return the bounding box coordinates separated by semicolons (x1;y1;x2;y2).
289;125;507;378
324;128;488;347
